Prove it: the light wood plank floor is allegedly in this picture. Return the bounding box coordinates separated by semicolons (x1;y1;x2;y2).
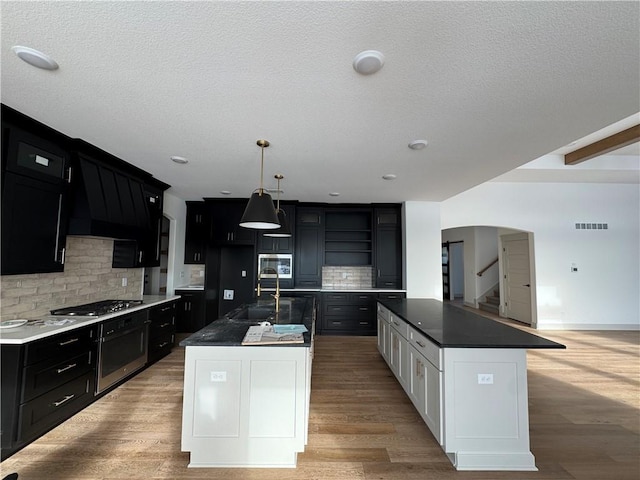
1;318;638;479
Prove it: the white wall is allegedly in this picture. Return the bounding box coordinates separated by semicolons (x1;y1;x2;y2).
162;190;187;295
403;202;443;299
440;182;640;330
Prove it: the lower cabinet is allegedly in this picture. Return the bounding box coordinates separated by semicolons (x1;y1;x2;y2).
147;301;177;363
322;292;377;335
377;302;443;445
1;325;98;460
175;290;206;333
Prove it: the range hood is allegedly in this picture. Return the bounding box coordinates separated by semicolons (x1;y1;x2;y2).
67;139;154;240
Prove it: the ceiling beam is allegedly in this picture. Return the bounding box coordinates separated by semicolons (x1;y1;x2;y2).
564;124;640;165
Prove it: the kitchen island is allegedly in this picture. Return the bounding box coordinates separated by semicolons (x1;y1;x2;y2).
377;298;565;471
180;296;315;468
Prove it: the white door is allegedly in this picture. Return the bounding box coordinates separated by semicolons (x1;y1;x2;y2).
502;234;532;325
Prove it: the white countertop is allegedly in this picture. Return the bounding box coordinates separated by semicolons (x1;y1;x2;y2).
175;285;205;291
0;295;179;345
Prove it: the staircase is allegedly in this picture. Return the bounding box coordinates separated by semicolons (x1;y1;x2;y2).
479;289;500;314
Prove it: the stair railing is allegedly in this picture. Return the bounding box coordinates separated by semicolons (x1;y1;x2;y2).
477;257;499;277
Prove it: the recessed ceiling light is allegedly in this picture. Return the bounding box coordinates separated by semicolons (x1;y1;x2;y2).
171;156;188;164
382;174;397;180
408;140;428;150
12;46;59;70
329;192;340;197
220;190;231;195
353;50;385;75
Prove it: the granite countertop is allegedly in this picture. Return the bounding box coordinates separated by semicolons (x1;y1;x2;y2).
258;287;406;293
380;298;565;349
0;295;180;345
180;297;314;347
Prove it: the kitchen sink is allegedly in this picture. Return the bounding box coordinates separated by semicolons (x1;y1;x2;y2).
229;305;275;321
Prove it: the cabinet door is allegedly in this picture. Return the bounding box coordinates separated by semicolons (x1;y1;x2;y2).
377;314;390;361
1;173;67;275
185;202;208;263
211;202;256;246
294;209;323;287
258;204;295;253
176;291;206;333
375;208;402;288
389;328;409;390
423;359;442;444
408;344;426;413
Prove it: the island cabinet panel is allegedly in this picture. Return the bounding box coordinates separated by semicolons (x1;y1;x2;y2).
182;345;311;467
376;299;544;472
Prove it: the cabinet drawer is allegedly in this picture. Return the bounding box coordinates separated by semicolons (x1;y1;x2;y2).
408;327;441;370
324;293;349;302
324;303;373;317
377;303;390;322
24;326;96;366
21;351;94;403
18;372;94;442
149;315;175;338
149;302;176;323
389;314;409;339
148;332;174;363
378;292;406;301
323;317;376;332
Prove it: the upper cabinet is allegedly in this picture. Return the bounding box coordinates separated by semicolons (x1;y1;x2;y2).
258;203;296;254
1;105;170;275
294;207;324;288
1;107;72;275
209;200;256;246
324;209;373;266
185;201;209;264
374;207;402;288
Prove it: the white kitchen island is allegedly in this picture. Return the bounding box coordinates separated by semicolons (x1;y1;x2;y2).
180;297;314;468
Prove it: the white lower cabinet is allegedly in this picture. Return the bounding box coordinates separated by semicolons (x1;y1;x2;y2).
388;314;410;390
376;304;390;362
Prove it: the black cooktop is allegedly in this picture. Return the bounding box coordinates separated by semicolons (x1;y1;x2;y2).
50;299;144;316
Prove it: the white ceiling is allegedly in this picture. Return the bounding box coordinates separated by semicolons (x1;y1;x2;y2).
1;1;639;203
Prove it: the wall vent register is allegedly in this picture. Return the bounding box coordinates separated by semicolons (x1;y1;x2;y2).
575;223;608;230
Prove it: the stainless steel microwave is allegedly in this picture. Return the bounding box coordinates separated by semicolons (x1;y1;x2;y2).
258;253;293;279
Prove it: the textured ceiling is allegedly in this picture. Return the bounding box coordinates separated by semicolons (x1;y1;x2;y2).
1;1;639;203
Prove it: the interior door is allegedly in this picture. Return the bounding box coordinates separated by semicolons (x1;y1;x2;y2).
502;234;532;325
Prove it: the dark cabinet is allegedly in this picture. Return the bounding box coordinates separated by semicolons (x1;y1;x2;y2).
147;301;177;364
185;201;208;264
322;292;377;335
374;207;402;288
1;325;97;460
1;122;71;275
294;208;324;288
210;200;256;246
258;203;295;253
175;289;206;333
324;209;373;266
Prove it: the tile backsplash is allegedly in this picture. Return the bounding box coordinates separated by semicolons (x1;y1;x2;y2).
0;236;143;321
189;265;205;286
322;266;374;288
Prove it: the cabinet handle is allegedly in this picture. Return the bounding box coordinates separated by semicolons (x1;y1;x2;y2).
416;340;426;348
158;342;169;348
52;394;75;407
56;363;77;374
359;321;368;325
59;247;66;265
159;305;172;312
139;251;143;263
359;307;368;311
66;166;72;184
332;321;342;325
377;270;381;277
59;337;79;346
158;322;171;328
391;320;399;326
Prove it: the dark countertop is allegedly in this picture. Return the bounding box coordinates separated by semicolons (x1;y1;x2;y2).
379;298;565;349
179;297;313;347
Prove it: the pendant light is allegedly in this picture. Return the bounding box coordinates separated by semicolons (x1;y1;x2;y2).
264;174;292;237
239;139;281;229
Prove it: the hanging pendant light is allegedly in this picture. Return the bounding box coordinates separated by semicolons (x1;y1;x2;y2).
239;139;281;229
264;174;292;237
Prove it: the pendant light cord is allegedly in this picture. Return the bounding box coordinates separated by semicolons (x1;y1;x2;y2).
259;144;265;196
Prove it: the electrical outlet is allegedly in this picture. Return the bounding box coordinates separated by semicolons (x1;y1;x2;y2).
478;373;494;384
121;277;128;287
210;371;227;382
223;289;234;300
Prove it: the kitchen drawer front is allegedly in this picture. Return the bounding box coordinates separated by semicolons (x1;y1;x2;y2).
21;351;94;403
149;314;175;339
377;292;406;301
408;327;441;370
377;302;390;322
149;301;176;324
18;372;94;442
324;303;374;317
389;314;409;340
24;326;97;366
148;331;174;363
322;317;376;333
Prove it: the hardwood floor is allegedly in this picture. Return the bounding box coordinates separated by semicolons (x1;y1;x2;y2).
1;322;638;479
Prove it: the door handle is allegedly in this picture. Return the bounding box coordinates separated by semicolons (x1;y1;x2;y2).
524;284;530;287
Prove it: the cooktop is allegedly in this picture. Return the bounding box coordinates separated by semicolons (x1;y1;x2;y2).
50;299;144;316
